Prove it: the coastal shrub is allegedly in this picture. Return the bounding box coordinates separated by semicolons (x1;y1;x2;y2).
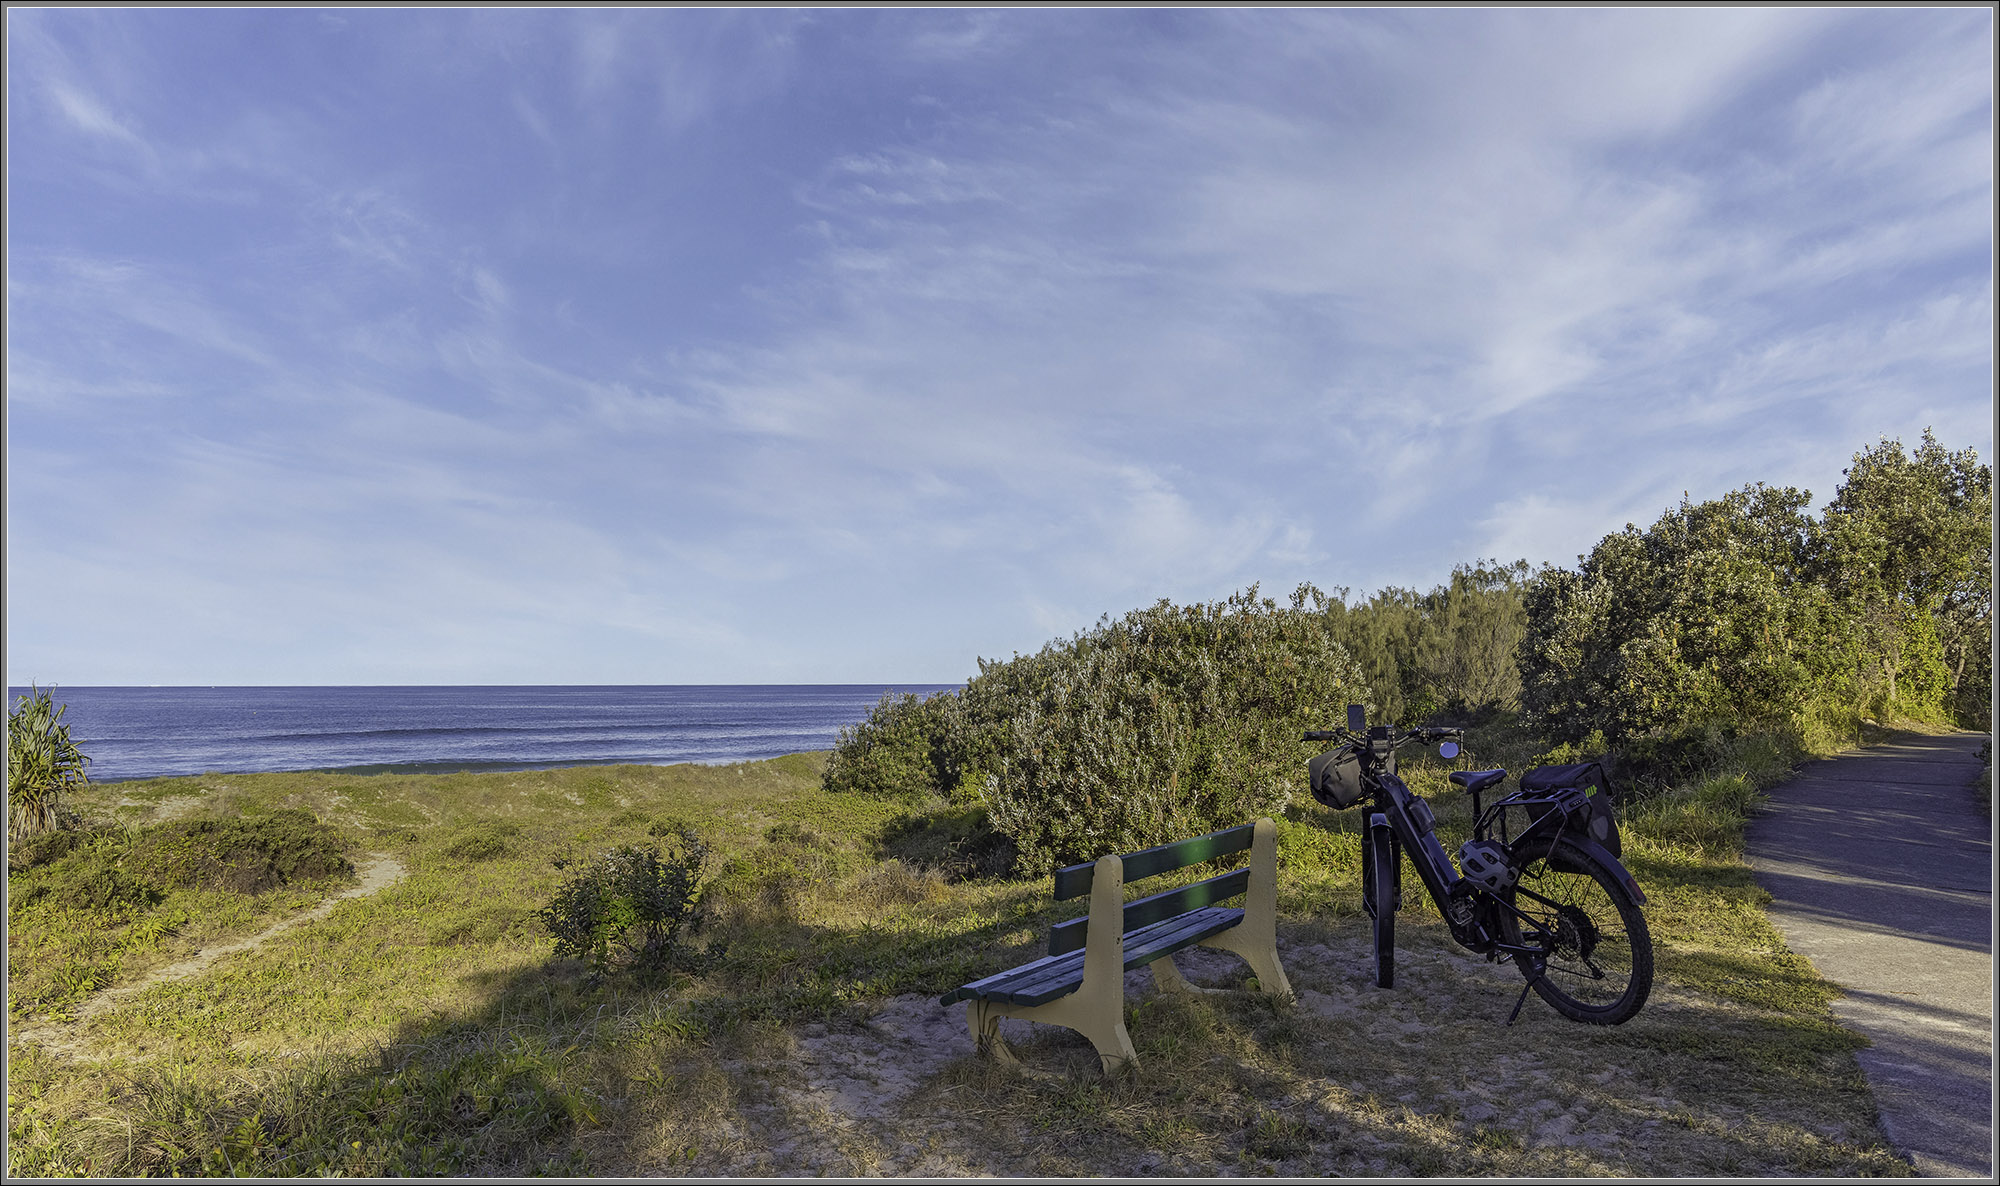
8;831;162;918
8;685;91;841
1318;559;1532;726
829;585;1369;874
8;826;96;872
539;828;714;982
1520;432;1991;742
121;809;353;895
1819;430;1991;728
821;689;970;803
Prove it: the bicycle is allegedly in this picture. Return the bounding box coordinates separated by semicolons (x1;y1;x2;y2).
1303;704;1653;1025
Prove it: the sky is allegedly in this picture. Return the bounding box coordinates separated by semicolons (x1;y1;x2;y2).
6;8;1993;687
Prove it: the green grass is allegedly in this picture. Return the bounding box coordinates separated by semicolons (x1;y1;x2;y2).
6;740;1917;1176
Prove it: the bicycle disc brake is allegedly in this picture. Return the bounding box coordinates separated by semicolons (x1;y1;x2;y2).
1553;903;1602;970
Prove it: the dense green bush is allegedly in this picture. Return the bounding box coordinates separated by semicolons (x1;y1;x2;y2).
1518;483;1857;747
7;830;162;917
121;810;353;894
1319;559;1531;725
8;685;90;841
1520;432;1990;746
539;828;714;982
828;585;1370;874
821;689;971;802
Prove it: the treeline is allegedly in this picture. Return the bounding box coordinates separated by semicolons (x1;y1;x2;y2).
1520;430;1990;749
828;430;1990;873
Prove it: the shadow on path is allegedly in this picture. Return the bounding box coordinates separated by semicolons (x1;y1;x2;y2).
1745;729;1991;1178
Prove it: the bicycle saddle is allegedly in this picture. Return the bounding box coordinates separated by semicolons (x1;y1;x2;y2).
1448;769;1507;794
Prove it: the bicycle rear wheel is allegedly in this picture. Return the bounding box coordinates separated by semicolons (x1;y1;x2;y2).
1497;838;1652;1024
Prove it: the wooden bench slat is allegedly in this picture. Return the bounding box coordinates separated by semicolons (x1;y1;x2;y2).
944;906;1246;1008
1052;822;1256;900
1047;866;1252;956
938;947;1079;1007
1005;906;1243;1005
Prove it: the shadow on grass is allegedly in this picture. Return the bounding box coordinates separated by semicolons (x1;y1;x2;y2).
5;874;1069;1177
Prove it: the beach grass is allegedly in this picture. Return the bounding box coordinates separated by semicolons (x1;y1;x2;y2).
6;732;1910;1176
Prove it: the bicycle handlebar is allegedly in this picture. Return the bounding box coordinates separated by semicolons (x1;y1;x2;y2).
1299;725;1464;745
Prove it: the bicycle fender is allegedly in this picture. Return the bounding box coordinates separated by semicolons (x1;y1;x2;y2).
1559;834;1647;905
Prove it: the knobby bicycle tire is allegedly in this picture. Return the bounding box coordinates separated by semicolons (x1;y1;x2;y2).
1496;836;1652;1024
1366;826;1397;989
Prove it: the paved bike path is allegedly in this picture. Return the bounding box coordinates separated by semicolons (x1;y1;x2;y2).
1744;730;1992;1178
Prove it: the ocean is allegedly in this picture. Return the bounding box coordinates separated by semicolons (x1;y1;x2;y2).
5;685;961;784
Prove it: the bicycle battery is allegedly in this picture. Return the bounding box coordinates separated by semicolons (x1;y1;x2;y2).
1518;760;1622;857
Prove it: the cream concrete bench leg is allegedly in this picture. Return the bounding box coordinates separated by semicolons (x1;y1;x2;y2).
1151;818;1294;1003
963;852;1138;1076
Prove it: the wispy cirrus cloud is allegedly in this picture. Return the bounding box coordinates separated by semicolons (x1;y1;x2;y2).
5;8;1989;685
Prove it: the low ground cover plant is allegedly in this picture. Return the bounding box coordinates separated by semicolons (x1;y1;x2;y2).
6;810;356;1022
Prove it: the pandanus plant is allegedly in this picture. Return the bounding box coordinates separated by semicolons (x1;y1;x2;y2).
8;684;90;841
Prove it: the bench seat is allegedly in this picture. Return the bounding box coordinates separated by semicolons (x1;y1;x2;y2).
944;817;1292;1075
940;905;1244;1008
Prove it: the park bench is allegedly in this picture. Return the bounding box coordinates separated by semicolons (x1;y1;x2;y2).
939;817;1293;1075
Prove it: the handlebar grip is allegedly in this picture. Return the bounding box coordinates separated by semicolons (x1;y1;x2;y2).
1302;731;1338;741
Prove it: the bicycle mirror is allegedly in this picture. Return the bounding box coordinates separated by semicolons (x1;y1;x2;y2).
1347;704;1366;732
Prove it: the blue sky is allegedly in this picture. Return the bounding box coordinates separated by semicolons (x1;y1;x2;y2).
6;8;1993;686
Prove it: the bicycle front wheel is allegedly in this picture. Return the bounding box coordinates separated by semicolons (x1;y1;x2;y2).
1497;837;1652;1025
1369;828;1397;989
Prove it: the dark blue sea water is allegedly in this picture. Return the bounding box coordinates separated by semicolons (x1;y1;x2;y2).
5;685;960;784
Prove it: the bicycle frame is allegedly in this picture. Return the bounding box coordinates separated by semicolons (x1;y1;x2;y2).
1328;712;1646;988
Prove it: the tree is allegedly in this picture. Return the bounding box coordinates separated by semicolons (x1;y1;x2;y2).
1819;429;1991;725
1319;560;1530;725
1519;484;1857;744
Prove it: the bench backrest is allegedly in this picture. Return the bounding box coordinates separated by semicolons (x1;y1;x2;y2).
1047;822;1256;957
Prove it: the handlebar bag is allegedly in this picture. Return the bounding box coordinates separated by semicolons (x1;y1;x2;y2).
1309;747;1365;809
1518;760;1622;857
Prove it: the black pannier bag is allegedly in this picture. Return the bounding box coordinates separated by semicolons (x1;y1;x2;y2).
1309;747;1365;809
1517;760;1622;857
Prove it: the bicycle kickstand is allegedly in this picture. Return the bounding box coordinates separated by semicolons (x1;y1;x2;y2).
1505;960;1545;1026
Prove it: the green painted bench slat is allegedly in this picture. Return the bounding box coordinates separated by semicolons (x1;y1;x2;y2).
1047;866;1252;956
1052;822;1255;900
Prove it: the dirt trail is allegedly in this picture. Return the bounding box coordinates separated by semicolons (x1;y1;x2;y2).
10;853;407;1060
699;939;1718;1177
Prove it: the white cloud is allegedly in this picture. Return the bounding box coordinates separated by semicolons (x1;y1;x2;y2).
6;9;1989;685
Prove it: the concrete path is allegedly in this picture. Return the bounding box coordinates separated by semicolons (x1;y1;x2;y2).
1745;730;1992;1178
